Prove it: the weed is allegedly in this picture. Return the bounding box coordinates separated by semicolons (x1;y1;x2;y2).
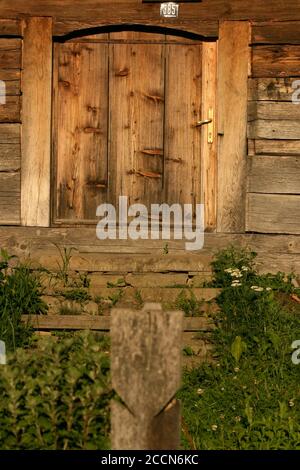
0;249;47;351
163;243;169;255
179;247;300;450
175;290;205;317
134;290;144;308
60;288;92;305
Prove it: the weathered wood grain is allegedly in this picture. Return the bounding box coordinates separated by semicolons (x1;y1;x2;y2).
0;19;21;36
164;43;202;208
55;19;218;38
252;21;300;44
0;78;20;96
1;1;300;22
111;304;183;449
0;193;20;224
0;171;20;193
21;313;212;333
249;78;297;102
109;39;164;209
217;21;250;232
0;172;20;225
0;123;20;143
253;46;300;78
248;156;300;194
21;18;52;227
253;139;300;156
0;39;21;68
248;120;300;140
54;42;109;222
201;41;217;232
0;144;20;170
0;95;20;122
247;194;300;234
248;102;300;121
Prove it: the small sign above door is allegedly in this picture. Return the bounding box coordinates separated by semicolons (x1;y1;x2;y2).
160;2;179;18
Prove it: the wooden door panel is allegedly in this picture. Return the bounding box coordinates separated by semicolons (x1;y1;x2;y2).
108;42;165;209
54;42;108;222
164;44;202;210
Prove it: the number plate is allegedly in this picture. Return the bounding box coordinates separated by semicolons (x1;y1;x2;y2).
160;2;179;18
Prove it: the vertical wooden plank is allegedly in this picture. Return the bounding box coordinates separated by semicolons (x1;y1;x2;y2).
109;43;164;210
54;42;108;222
164;44;202;209
21;17;52;227
217;21;250;232
201;42;217;232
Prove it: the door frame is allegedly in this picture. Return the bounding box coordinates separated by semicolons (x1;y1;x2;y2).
51;28;218;231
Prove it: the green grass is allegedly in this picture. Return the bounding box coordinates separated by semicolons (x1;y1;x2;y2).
179;247;300;449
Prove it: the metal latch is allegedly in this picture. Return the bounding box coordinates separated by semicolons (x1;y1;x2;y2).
195;108;214;144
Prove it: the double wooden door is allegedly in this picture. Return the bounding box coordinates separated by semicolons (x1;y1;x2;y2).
53;32;215;225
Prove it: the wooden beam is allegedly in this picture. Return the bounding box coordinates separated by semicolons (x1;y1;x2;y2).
0;1;300;22
248;156;300;194
252;21;300;44
21;314;212;332
0;19;21;36
248;120;300;140
0;38;21;68
201;41;217;232
247;194;300;234
253;139;300;155
217;21;250;232
249;78;296;102
21;18;52;227
248;102;300;121
253;46;300;78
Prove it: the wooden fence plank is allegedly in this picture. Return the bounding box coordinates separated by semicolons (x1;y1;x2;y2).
21;17;52;227
248;120;300;140
253;45;300;78
0;171;20;193
217;21;250;232
248;155;300;193
247;194;300;234
0;194;20;224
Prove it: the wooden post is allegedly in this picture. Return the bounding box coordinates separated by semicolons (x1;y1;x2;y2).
21;17;52;227
111;303;184;450
217;21;251;233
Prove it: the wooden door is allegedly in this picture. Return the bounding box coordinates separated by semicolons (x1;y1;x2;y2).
53;32;216;226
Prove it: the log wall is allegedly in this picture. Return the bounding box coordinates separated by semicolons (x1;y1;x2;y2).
0;37;21;225
247;23;300;234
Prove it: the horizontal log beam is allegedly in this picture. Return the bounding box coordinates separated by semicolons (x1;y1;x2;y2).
0;2;299;27
21;314;213;332
248;155;300;194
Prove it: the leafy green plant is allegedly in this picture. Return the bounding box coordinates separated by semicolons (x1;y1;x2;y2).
175;290;204;316
60;288;92;305
0;249;47;351
179;246;300;450
0;332;112;450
